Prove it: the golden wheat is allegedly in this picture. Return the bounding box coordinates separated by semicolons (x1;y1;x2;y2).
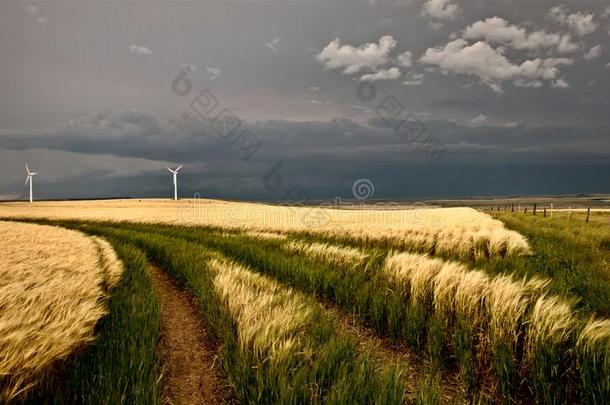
210;258;313;364
432;262;467;321
91;236;124;289
576;317;610;390
0;221;122;401
0;199;530;259
524;295;574;366
380;250;597;393
384;253;445;304
382;252;553;349
283;240;368;266
577;318;610;359
453;270;489;328
244;230;288;240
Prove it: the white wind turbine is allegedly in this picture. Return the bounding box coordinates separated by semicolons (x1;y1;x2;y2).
25;164;38;203
166;165;183;201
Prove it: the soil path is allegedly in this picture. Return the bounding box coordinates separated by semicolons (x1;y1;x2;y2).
149;264;227;404
323;304;470;403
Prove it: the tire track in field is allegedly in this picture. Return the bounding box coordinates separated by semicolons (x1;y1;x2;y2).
322;303;468;403
149;264;227;405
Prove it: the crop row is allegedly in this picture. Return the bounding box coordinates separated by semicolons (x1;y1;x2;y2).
77;224;409;404
110;222;609;404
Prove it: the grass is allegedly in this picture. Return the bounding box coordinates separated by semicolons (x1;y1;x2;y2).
488;212;610;316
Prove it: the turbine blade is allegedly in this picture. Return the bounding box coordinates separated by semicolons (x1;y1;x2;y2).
175;165;183;172
30;172;38;176
26;164;30;175
166;167;175;174
25;176;30;186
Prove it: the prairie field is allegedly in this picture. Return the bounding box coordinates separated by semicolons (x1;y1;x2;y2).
1;200;609;404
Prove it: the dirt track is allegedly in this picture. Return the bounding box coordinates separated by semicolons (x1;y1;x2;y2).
150;264;226;404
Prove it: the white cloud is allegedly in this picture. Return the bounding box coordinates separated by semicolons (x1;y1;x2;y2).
463;17;578;53
264;38;280;52
308;86;320;92
26;5;48;23
549;5;597;36
421;0;459;22
359;67;401;82
420;39;573;94
402;72;424;86
205;66;221;80
603;6;610;18
551;78;570;88
128;44;153;56
470;114;487;124
316;35;397;75
206;67;221;75
584;44;602;60
606;62;610;69
180;63;197;72
397;51;413;67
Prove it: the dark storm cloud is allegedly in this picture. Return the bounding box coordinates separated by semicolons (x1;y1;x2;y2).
1;110;608;162
1;0;609;200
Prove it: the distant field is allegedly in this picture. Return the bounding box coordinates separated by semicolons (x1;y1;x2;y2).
0;199;529;260
2;200;609;403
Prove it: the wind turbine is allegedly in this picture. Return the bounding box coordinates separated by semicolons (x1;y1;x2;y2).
166;165;183;201
25;164;38;203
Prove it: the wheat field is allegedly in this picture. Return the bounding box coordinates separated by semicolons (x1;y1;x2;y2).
0;199;530;259
2;202;608;402
0;221;123;401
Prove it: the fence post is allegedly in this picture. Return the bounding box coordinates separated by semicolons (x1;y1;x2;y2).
524;207;528;214
551;203;554;218
533;203;537;215
586;206;591;223
511;203;514;212
544;208;547;217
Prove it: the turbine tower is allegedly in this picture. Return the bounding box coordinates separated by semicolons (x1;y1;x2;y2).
25;164;38;203
166;165;183;201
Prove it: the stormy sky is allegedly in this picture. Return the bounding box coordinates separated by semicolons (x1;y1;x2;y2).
1;0;609;201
